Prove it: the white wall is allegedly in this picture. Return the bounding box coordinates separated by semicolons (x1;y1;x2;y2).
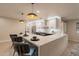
0;17;25;42
67;20;79;42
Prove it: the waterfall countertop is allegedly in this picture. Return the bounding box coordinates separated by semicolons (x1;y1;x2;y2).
23;32;67;47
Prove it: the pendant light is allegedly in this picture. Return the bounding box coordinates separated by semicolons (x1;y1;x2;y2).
19;12;24;23
27;3;38;20
19;12;28;36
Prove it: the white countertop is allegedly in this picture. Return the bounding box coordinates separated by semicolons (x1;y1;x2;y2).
23;32;66;47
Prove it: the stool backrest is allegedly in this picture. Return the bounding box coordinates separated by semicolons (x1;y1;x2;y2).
16;36;23;42
10;34;17;42
14;43;30;56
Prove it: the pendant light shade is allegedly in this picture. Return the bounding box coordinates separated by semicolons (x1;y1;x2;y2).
27;3;38;20
19;20;24;23
27;12;38;19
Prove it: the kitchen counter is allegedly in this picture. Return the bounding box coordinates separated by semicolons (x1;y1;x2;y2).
23;32;67;47
23;32;68;56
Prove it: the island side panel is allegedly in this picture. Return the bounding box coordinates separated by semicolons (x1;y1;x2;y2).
39;35;68;56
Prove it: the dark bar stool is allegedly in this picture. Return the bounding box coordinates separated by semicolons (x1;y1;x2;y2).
10;34;17;48
13;43;36;56
10;34;24;47
10;34;17;42
10;34;25;55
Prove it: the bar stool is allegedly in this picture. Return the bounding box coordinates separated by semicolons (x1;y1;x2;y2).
13;43;36;56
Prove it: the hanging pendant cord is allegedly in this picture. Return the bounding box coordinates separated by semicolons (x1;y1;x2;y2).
32;3;34;13
21;12;24;20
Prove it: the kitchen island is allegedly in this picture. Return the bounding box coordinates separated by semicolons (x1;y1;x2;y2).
23;32;68;56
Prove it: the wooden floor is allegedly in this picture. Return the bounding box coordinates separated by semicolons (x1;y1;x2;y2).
0;41;14;56
0;40;79;56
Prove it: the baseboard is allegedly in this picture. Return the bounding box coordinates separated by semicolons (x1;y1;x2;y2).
0;40;11;43
69;39;79;43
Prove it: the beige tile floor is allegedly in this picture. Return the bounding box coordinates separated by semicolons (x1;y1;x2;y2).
0;40;79;56
62;41;79;56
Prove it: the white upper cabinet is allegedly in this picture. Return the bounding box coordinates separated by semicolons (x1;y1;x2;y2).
26;16;62;34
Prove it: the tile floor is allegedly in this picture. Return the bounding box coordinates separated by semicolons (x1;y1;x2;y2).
62;41;79;56
0;40;79;56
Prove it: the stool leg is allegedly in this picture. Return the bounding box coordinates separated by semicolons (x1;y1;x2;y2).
11;44;13;48
13;49;16;56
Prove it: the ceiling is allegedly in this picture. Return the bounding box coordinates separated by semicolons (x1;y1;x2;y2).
0;3;79;21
